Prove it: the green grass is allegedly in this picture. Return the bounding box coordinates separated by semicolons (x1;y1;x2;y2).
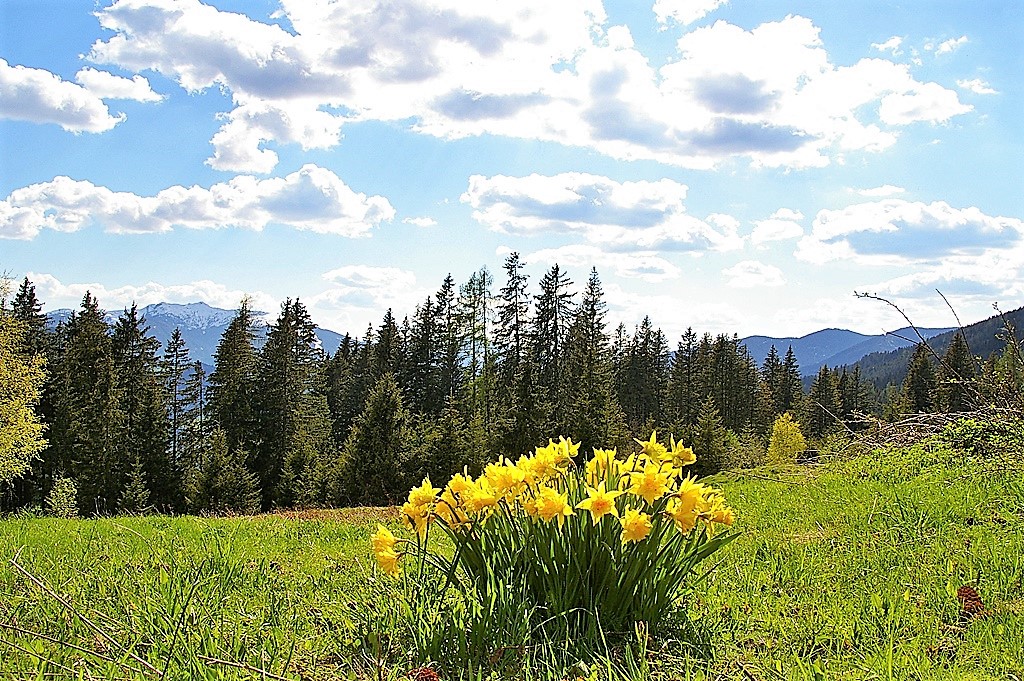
1;441;1022;680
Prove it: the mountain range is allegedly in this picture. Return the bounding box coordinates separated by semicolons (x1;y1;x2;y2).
46;302;345;368
45;301;1022;387
741;326;953;377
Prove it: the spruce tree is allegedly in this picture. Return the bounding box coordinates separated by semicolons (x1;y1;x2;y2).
935;333;976;413
112;304;173;509
493;253;540;456
899;344;937;414
11;277;49;357
208;299;257;457
161;328;192;474
338;373;413;506
802;365;842;440
667;328;702;433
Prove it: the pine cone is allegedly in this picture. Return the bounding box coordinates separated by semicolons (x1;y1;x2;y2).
407;667;441;681
956;585;985;619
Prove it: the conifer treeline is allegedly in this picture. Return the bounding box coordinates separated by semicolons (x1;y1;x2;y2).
0;259;1006;515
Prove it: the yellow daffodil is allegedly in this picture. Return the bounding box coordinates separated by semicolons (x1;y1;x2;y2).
576;482;623;524
669;435;697;467
370;524;397;554
407;478;440;508
668;475;706;533
635;431;670;462
534;485;574;527
401;501;430;538
446;471;474;496
434;488;471;530
620;508;653;543
463;478;499;516
586;448;618;486
484;459;526;499
627;463;673;505
374;548;401;577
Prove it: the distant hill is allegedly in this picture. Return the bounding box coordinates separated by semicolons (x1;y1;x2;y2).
849;306;1024;389
742;326;953;377
46;302;346;367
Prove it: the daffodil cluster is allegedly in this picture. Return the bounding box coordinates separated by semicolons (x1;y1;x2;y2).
372;433;735;581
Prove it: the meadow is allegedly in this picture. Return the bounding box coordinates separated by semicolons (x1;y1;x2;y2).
1;436;1021;680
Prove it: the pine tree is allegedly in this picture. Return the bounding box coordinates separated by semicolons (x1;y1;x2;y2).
563;268;628;452
338;373;413;506
802;365;841;440
208;299;257;456
935;333;976;413
899;344;937;415
252;298;332;508
112;304;174;509
493;253;540;457
161;328;192;474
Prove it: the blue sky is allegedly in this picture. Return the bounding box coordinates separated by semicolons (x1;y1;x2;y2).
1;0;1021;340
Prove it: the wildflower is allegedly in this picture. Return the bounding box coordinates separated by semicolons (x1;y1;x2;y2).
669;435;697;467
627;462;673;505
534;485;574;527
434;488;471;530
446;471;474;496
484;458;526;499
635;431;669;462
402;501;430;538
620;509;653;544
374;548;401;577
370;524;397;554
576;482;623;524
408;478;440;508
586;448;618;485
668;475;705;533
463;478;499;516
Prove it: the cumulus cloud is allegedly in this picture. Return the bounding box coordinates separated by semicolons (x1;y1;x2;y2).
0;59;125;132
403;216;438;227
797;199;1024;266
74;67;163;102
934;36;968;55
957;78;998;95
855;184;905;197
462;172;742;253
525;244;681;282
28;272;278;313
82;1;973;172
871;36;903;55
722;260;785;288
751;209;804;245
312;265;429;324
653;0;728;27
0;164;394;239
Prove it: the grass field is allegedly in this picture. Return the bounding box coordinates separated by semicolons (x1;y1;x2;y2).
1;438;1022;680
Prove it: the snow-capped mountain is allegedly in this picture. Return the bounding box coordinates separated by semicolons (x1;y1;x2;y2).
45;302;346;367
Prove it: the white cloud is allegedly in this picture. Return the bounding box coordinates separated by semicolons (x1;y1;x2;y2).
722;260;785;288
311;265;430;328
855;184;905;197
797;199;1024;266
935;36;968;55
653;0;728;27
83;2;973;172
0;59;125;132
0;164;394;239
403;216;438;227
871;36;903;55
957;78;998;95
525;244;681;282
751;209;804;245
28;272;278;313
462;172;742;253
74;67;163;102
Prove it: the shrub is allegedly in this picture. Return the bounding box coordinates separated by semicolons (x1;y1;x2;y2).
369;433;738;666
45;475;79;519
766;412;807;465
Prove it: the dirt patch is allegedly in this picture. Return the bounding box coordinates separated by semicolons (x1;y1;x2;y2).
270;507;401;524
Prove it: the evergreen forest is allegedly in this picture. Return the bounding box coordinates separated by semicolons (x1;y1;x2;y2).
2;254;1020;517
